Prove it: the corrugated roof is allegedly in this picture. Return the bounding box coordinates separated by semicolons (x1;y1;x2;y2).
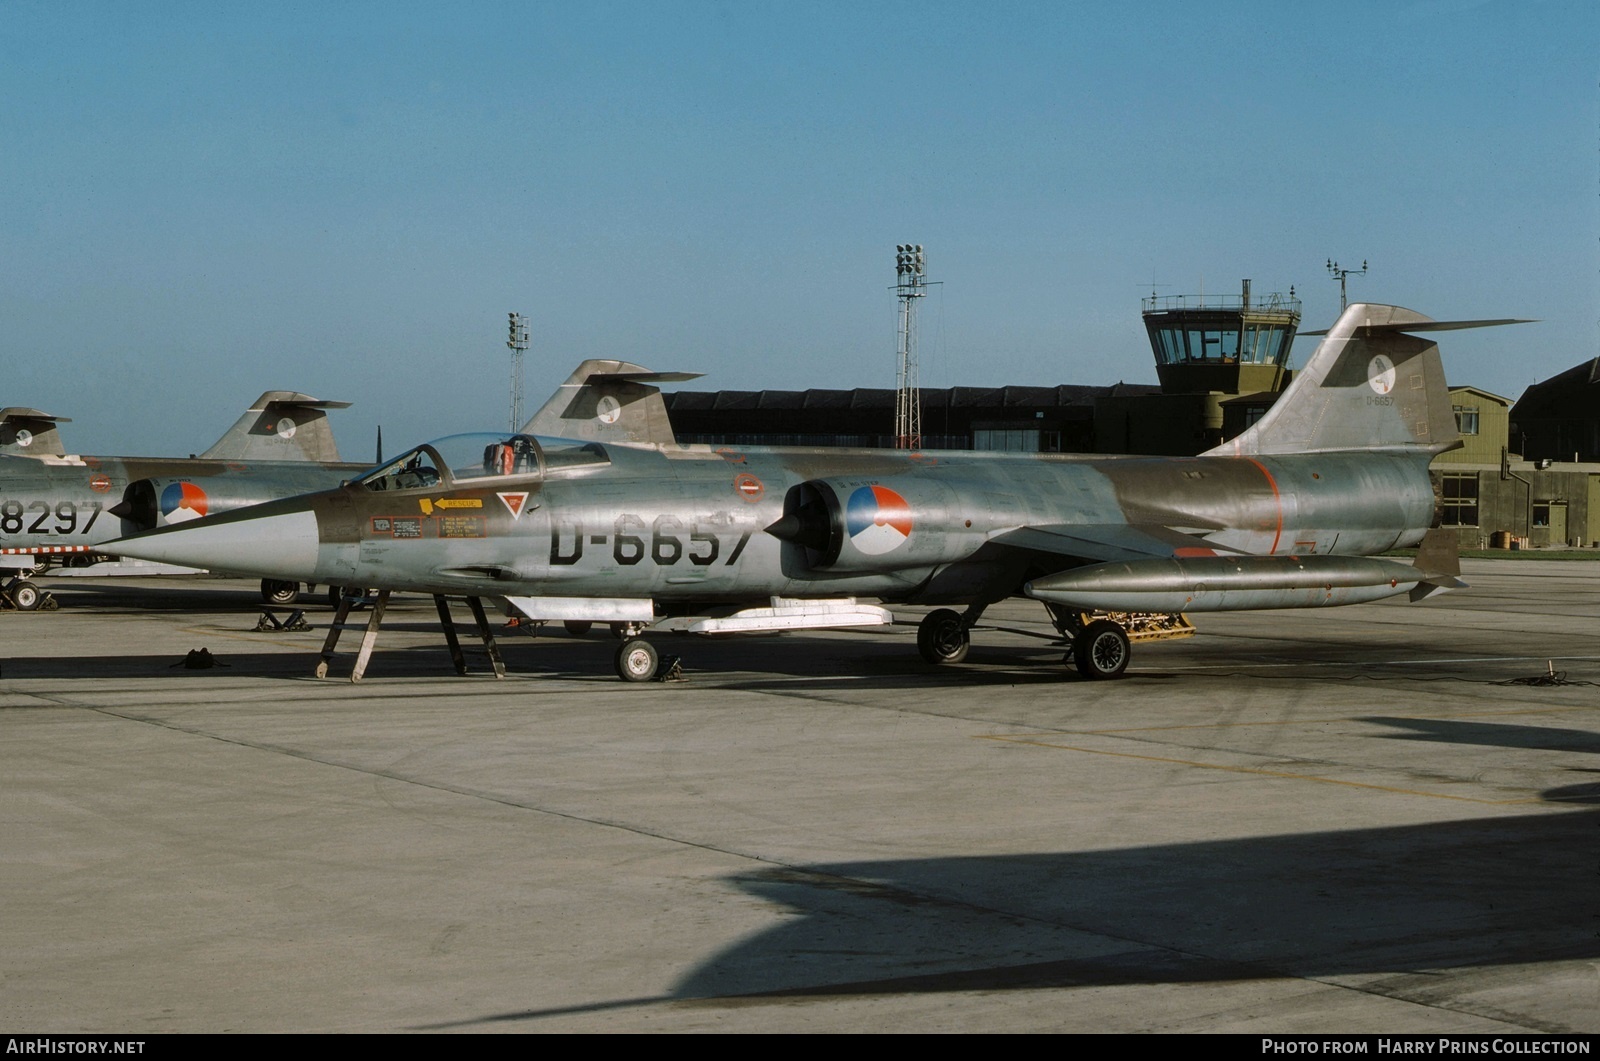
663;382;1160;412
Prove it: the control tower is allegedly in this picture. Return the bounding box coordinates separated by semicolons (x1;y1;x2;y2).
1141;279;1301;395
1096;279;1302;455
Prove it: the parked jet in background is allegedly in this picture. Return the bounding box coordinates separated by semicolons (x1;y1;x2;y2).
0;407;74;457
0;391;366;607
109;304;1524;678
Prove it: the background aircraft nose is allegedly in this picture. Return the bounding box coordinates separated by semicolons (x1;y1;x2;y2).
110;508;323;580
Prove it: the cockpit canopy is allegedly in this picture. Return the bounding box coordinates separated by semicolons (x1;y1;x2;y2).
357;433;609;492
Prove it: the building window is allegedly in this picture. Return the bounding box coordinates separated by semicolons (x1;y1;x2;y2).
1532;502;1550;527
1440;473;1479;527
1453;405;1480;435
972;427;1061;452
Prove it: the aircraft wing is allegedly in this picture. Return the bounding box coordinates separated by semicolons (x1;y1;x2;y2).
990;523;1245;565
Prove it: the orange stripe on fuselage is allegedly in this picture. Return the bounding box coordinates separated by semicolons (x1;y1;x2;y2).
1243;457;1283;555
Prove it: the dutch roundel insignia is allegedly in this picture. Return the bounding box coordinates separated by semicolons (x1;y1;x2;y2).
845;485;912;555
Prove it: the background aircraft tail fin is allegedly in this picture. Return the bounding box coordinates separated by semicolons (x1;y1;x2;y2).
199;391;352;463
0;408;72;456
1205;304;1530;457
522;359;702;446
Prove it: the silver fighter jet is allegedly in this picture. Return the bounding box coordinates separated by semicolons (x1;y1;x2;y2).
0;391;365;607
108;304;1523;679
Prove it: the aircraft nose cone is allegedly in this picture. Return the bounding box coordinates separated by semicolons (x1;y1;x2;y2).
109;509;322;580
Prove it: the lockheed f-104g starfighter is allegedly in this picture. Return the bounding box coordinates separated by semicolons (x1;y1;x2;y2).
107;304;1523;680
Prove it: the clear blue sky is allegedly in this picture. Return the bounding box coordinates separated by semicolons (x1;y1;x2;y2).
3;0;1596;456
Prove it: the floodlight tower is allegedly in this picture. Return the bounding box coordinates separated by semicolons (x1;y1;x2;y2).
506;311;530;432
1326;258;1368;310
893;244;928;449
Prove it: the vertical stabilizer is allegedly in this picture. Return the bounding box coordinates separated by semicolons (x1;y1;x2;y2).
522;360;701;446
0;408;71;456
1207;303;1529;457
199;392;351;462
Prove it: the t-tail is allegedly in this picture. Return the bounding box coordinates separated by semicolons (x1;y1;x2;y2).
0;408;71;456
200;392;352;463
1205;303;1530;458
521;359;701;446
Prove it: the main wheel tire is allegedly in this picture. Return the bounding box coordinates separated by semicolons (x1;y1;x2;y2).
1073;620;1130;680
917;608;970;665
564;621;593;637
12;582;40;611
262;579;300;606
615;639;659;682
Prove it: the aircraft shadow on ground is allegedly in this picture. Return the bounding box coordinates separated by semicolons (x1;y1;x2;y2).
438;719;1600;1027
38;583;275;612
1;617;1096;687
444;804;1600;1026
668;720;1600;1005
1362;715;1600;757
668;804;1600;1006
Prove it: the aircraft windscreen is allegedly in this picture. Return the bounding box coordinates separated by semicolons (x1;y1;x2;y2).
435;434;541;482
357;434;608;491
535;437;610;475
359;447;443;492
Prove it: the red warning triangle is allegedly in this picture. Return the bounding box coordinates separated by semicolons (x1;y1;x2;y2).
497;492;530;520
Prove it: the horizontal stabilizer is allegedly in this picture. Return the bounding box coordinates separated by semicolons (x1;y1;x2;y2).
200;391;351;463
585;370;703;385
1301;318;1535;336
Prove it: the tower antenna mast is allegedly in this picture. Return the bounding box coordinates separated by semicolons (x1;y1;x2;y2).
1326;258;1368;310
892;245;930;449
506;311;530;432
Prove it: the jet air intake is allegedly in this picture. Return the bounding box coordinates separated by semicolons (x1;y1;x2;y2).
768;477;987;573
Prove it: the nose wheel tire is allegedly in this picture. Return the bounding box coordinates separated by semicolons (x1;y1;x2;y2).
11;582;40;611
917;608;971;665
1072;620;1130;680
615;639;659;682
261;579;300;606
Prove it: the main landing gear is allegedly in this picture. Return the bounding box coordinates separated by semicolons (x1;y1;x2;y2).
916;608;971;665
915;604;1191;680
1069;619;1130;680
